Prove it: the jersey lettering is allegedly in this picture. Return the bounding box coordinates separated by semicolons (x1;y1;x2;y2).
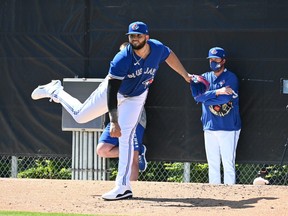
127;73;136;78
110;39;171;96
127;68;143;79
144;67;156;75
135;69;143;76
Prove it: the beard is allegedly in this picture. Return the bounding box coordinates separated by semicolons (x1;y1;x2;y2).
130;39;146;50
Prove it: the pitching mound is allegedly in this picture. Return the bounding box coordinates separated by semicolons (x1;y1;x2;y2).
0;178;287;216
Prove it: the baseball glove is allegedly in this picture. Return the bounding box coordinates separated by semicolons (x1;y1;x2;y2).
190;75;210;98
209;102;233;117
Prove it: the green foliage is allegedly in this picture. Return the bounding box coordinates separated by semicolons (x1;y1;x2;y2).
109;160;209;183
190;163;209;183
17;159;71;179
164;162;183;182
235;164;288;185
78;158;288;185
266;165;288;185
0;159;11;178
106;158;118;180
139;161;170;181
235;164;261;184
140;162;208;183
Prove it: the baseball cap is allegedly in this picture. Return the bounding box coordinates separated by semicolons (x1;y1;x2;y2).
126;21;149;35
207;47;226;59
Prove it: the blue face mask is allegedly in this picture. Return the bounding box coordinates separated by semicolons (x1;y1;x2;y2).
210;61;222;72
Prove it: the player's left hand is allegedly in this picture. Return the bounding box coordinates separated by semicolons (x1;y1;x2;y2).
110;122;122;138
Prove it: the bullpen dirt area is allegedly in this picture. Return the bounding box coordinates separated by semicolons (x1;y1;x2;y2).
0;178;287;216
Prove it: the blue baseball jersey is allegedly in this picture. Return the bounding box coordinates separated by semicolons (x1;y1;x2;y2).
109;39;171;97
194;69;241;131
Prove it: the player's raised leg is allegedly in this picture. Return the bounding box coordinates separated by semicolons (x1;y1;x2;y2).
31;78;109;124
31;80;63;102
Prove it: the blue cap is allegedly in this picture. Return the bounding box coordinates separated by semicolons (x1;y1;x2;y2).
126;21;149;35
207;47;226;59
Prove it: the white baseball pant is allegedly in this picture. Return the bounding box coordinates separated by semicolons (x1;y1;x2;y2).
54;77;147;188
204;130;241;185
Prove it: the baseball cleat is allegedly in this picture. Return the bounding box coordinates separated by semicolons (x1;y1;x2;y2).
139;144;147;172
31;80;62;101
102;185;133;201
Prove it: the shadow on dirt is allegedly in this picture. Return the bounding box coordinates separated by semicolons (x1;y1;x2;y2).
132;196;277;209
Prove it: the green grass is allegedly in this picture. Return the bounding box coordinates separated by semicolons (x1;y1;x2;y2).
0;211;118;216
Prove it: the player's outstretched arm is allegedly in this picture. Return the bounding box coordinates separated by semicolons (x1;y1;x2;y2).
165;51;192;83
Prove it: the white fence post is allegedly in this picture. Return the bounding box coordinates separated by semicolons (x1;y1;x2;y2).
183;162;191;183
11;156;18;178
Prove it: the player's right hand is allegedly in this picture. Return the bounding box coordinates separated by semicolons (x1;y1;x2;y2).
216;86;233;96
185;73;193;83
110;122;122;138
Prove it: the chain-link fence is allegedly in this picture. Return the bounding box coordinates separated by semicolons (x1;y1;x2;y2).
0;154;287;185
0;154;72;179
110;160;288;185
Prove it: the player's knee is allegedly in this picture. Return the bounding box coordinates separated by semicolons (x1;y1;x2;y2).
97;148;106;157
73;116;87;124
96;146;105;157
96;144;108;157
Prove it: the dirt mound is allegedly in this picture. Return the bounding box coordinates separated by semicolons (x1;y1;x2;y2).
0;178;287;216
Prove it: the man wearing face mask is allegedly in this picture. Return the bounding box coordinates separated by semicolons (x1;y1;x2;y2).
193;47;241;185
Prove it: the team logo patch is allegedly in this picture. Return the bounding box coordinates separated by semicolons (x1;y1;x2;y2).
219;80;225;87
131;23;139;30
211;48;218;54
209;102;233;117
142;78;154;88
